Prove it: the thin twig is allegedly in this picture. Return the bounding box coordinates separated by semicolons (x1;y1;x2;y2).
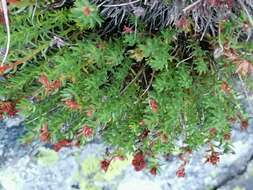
26;106;61;124
103;0;140;8
176;55;193;67
200;20;210;41
140;70;155;97
120;66;144;95
1;0;10;66
183;0;202;13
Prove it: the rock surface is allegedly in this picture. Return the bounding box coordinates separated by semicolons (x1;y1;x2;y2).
1;80;253;190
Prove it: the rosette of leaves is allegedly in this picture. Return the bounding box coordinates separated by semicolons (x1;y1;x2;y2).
71;0;103;29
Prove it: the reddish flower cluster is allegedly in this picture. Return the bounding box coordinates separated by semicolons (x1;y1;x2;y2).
175;16;189;30
53;139;72;152
100;159;111;172
0;101;18;119
132;152;146;171
240;119;249;131
39;124;50;142
176;166;185;177
149;99;158;113
0;64;11;75
209;128;217;138
139;129;150;140
150;167;157;176
65;99;80;110
224;132;231;141
139;120;145;126
85;108;94;118
38;74;61;94
221;81;231;94
123;25;134;33
206;151;220;165
82;125;93;137
83;6;92;16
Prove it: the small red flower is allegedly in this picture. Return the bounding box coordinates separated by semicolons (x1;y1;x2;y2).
49;80;61;91
224;132;231;141
175;16;189;29
228;117;236;124
139;129;150;140
149;99;158;113
221;81;231;94
38;74;50;86
83;6;92;16
53;139;72;152
139;120;145;126
82;125;93;137
65;99;80;110
39;124;50;142
0;64;11;75
123;25;134;33
176;166;185;177
150;167;157;176
241;119;249;131
38;75;61;94
132;152;146;171
209;128;217;137
85;109;94;118
0;101;18;117
100;160;111;172
206;151;220;165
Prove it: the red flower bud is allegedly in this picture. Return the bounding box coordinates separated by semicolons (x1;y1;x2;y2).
224;132;231;141
149;99;158;113
209;128;217;137
39;124;50;142
176;166;185;177
221;81;231;94
150;167;157;176
123;25;134;33
83;7;92;16
65;99;80;110
100;160;111;172
132;152;146;171
82;125;93;137
206;151;220;165
53;139;72;152
241;119;249;131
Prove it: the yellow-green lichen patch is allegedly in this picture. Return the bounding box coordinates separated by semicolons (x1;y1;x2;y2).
37;147;59;167
233;186;246;190
79;179;102;190
0;168;24;190
81;155;100;176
